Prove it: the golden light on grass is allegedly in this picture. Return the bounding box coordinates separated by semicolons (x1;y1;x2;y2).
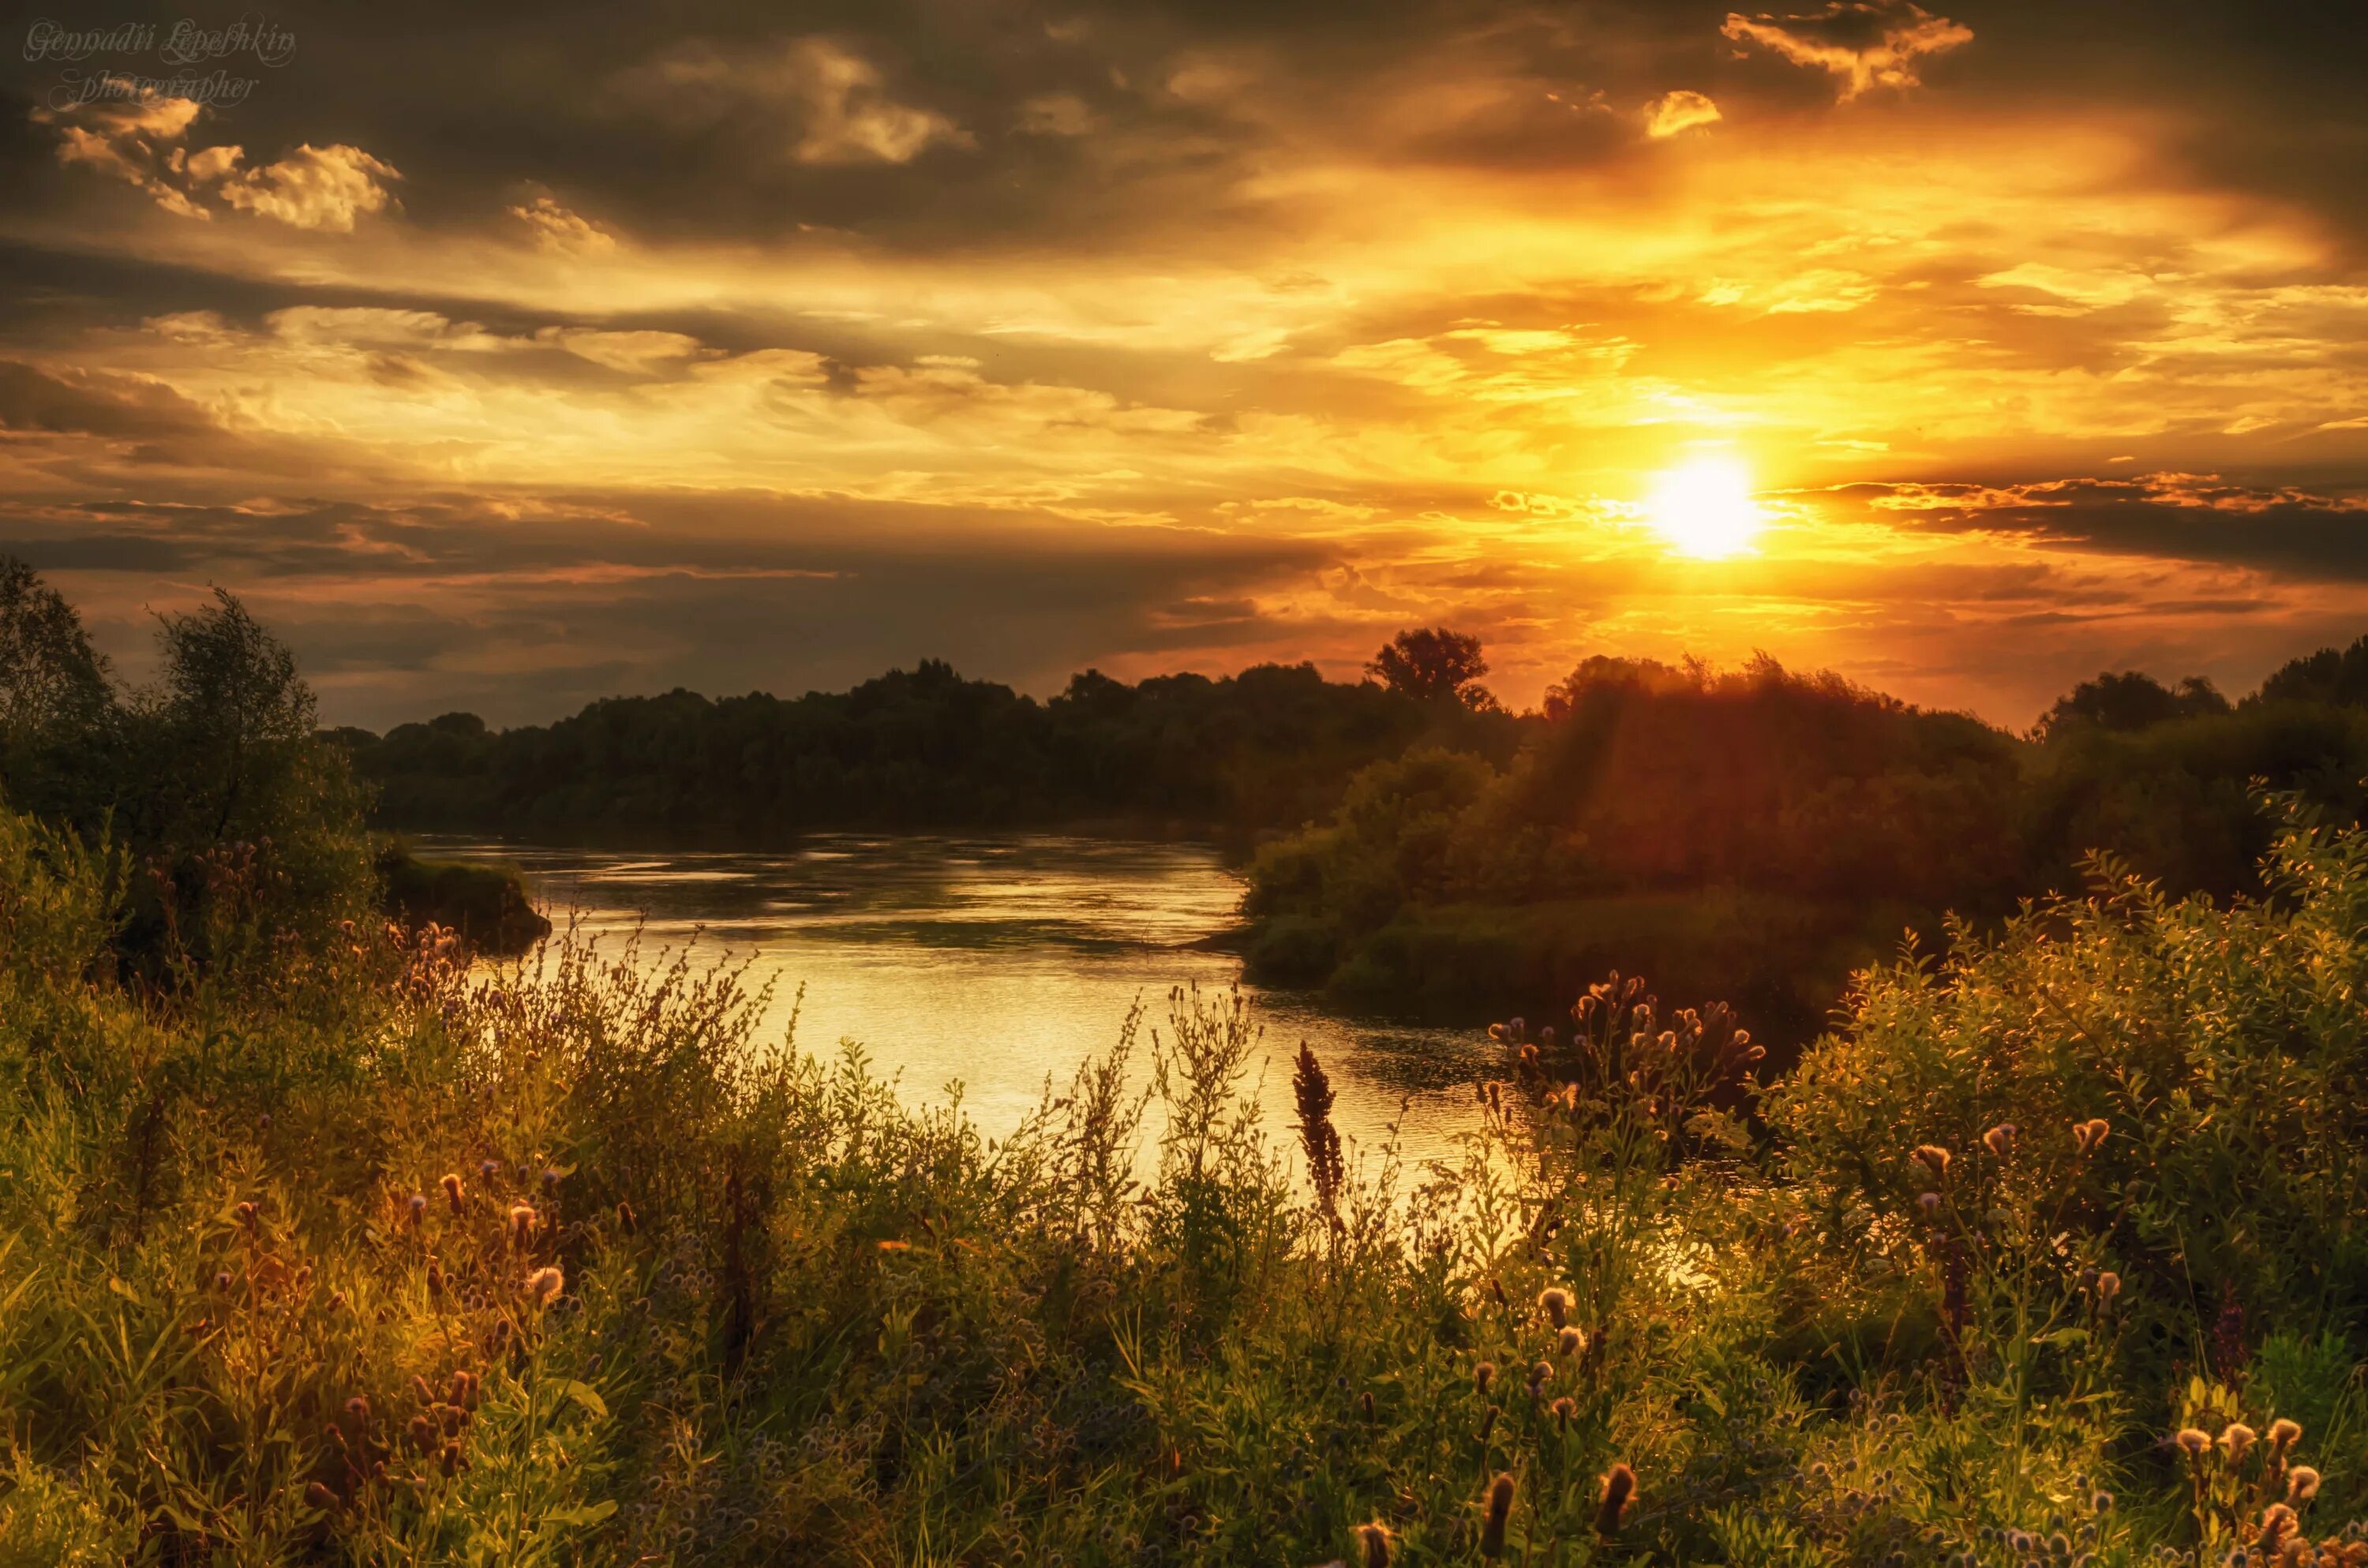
1643;456;1764;559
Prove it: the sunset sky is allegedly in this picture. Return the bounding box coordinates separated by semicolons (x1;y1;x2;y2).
4;2;2366;729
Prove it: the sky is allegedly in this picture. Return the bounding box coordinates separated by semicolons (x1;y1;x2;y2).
2;1;2366;731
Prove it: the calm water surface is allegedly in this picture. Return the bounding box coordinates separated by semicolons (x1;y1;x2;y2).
422;836;1493;1174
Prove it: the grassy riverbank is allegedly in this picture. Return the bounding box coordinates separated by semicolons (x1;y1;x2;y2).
3;791;2365;1564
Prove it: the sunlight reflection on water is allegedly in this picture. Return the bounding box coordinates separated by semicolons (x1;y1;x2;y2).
422;835;1497;1180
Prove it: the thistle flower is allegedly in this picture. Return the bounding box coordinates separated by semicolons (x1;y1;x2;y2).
1354;1521;1391;1568
1558;1326;1585;1358
2268;1418;2302;1453
541;1168;563;1188
1359;1390;1376;1425
235;1201;258;1229
410;1374;433;1405
440;1441;463;1477
1917;1192;1942;1218
524;1265;564;1308
1983;1123;2018;1158
1912;1145;1952;1182
407;1193;429;1225
1474;1360;1496;1395
2074;1117;2111;1155
2092;1491;2115;1514
2221;1422;2257;1463
2288;1466;2321;1502
212;1270;233;1292
1480;1473;1516;1559
2095;1271;2121;1306
440;1173;465;1213
478;1158;500;1182
407;1414;435;1453
1527;1359;1554;1397
508;1202;538;1247
426;1260;444;1298
1487;1277;1508;1309
616;1199;637;1234
1538;1287;1570;1328
2258;1503;2297;1547
1552;1395;1576;1427
305;1480;337;1513
1597;1462;1635;1536
2175;1428;2213;1461
345;1395;371;1425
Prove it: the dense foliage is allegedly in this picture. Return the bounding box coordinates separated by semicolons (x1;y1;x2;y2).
3;780;2366;1563
338;661;1519;844
1242;653;2368;1033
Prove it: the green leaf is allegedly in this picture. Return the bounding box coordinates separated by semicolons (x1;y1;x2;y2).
546;1499;618;1528
553;1378;609;1420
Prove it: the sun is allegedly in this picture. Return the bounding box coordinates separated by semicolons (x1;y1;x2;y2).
1644;457;1764;559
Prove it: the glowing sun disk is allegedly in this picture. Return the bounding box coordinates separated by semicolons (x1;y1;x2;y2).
1645;458;1763;559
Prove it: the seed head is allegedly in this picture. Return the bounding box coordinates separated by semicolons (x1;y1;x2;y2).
2258;1502;2297;1547
524;1265;564;1308
1558;1326;1585;1358
2220;1422;2257;1463
440;1173;465;1212
2092;1491;2114;1514
508;1202;538;1246
2268;1418;2302;1452
2288;1466;2321;1502
1596;1462;1635;1536
1912;1145;1952;1182
1480;1473;1516;1559
1354;1521;1391;1568
1528;1359;1554;1394
1552;1395;1576;1427
1538;1287;1570;1328
2073;1117;2111;1155
2175;1428;2213;1460
2095;1271;2120;1305
1983;1123;2018;1158
1474;1360;1496;1394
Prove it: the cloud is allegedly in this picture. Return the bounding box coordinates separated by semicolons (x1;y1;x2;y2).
32;92;399;230
1722;2;1973;100
616;36;976;167
509;195;618;254
1643;90;1722;139
212;144;403;231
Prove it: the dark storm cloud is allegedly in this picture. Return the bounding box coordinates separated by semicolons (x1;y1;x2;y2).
1836;476;2368;582
0;487;1343;726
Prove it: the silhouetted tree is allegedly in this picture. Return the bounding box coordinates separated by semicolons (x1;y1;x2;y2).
1366;627;1493;708
0;556;118;822
2257;634;2368;709
2033;670;2227;741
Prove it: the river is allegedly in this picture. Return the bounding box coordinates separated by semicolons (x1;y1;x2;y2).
420;835;1496;1178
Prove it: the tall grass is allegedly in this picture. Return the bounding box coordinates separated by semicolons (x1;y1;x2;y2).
1;795;2365;1565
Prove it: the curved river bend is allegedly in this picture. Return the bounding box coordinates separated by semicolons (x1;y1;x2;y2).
424;835;1494;1177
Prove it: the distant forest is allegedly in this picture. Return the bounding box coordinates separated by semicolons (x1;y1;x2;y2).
338;627;2368;1035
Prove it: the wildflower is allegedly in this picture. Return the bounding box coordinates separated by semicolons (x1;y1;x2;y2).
1913;1145;1952;1182
2221;1423;2257;1463
1984;1123;2018;1158
410;1374;433;1405
425;1260;444;1298
2095;1271;2121;1306
1354;1521;1391;1568
2288;1467;2321;1502
1528;1359;1554;1395
1917;1192;1942;1218
1538;1287;1571;1328
616;1199;637;1234
1488;1277;1508;1309
1552;1395;1576;1428
2175;1428;2213;1461
235;1201;258;1229
1558;1326;1585;1358
508;1202;538;1247
541;1168;563;1188
1596;1462;1635;1536
2093;1491;2115;1514
1474;1360;1496;1395
440;1441;463;1477
440;1173;465;1213
524;1265;564;1308
448;1369;478;1408
305;1480;337;1513
1360;1390;1376;1425
1480;1473;1516;1559
2074;1117;2111;1155
407;1414;435;1452
478;1158;501;1182
407;1193;429;1225
2259;1503;2298;1547
2268;1418;2302;1453
213;1270;233;1292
